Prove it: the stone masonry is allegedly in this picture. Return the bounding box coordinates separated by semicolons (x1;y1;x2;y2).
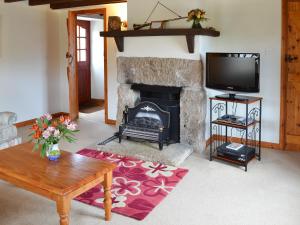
116;57;206;152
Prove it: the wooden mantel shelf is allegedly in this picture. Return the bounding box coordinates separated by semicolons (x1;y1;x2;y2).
100;28;220;53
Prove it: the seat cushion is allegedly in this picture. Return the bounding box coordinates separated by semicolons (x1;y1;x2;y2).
0;112;17;126
0;125;18;143
0;137;22;150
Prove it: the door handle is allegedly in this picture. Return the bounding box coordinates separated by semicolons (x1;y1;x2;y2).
66;52;73;64
285;54;298;62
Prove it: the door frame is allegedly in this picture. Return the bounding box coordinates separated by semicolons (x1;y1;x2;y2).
280;0;288;150
67;8;111;124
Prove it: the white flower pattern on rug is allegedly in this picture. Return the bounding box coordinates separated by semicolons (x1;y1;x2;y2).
113;177;141;196
143;177;177;197
141;162;177;178
95;194;127;208
150;178;174;194
107;155;142;168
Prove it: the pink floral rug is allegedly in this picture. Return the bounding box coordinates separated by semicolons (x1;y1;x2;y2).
75;149;189;220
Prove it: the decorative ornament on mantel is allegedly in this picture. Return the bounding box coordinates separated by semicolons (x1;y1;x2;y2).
100;2;219;53
108;16;122;31
187;9;208;29
108;16;128;31
133;1;187;30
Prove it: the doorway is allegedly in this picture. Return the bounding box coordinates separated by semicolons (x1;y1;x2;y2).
67;8;108;123
281;0;300;151
76;19;91;107
76;15;105;121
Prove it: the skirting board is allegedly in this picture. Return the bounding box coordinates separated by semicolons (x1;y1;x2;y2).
15;112;117;128
206;135;281;150
15;112;69;128
106;119;116;125
17;115;282;150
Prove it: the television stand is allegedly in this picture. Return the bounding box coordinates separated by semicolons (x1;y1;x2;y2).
209;95;262;171
215;94;249;101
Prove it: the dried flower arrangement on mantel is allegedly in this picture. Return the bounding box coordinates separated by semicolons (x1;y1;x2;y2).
187;9;208;29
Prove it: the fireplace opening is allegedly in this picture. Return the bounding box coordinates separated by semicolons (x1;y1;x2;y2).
131;84;181;143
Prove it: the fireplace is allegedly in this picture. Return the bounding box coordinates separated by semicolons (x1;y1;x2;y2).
131;84;181;143
116;57;207;152
119;101;171;150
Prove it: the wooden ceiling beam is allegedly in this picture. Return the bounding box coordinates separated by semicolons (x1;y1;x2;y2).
50;0;127;9
4;0;127;9
28;0;51;6
4;0;25;2
30;0;110;6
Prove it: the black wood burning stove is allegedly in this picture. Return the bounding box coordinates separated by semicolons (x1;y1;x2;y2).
119;101;170;150
131;84;181;143
119;84;181;150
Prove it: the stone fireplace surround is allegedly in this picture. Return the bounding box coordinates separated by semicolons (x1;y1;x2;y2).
116;57;206;152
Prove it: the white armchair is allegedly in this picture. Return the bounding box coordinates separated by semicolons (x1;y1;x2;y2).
0;112;22;150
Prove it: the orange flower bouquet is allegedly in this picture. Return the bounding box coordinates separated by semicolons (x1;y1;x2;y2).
30;113;79;160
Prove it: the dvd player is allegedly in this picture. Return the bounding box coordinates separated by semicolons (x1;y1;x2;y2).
218;114;254;126
217;143;255;162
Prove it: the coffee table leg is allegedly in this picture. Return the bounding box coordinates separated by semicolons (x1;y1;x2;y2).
56;197;70;225
102;171;113;221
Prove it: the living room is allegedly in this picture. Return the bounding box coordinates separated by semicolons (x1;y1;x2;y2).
0;0;299;225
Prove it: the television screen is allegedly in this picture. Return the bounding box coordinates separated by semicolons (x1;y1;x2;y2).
206;53;260;93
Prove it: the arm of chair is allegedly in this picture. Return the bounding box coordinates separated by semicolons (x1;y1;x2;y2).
0;112;17;126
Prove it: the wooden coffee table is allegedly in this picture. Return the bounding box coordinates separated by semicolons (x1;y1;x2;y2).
0;143;116;225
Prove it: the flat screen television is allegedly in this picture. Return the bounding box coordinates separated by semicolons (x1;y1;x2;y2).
206;53;260;99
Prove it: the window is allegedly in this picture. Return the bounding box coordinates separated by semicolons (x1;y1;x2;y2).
76;25;88;62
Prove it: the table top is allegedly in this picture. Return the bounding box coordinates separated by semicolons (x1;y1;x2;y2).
0;143;116;196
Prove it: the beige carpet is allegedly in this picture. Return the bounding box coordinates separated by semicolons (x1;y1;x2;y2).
2;111;300;225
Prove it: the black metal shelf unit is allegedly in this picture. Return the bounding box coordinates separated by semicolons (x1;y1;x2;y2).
209;95;262;171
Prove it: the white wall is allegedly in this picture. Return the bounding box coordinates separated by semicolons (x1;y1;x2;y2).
123;1;200;60
122;0;281;144
0;2;61;122
0;0;281;144
57;3;127;120
200;0;281;144
90;19;104;100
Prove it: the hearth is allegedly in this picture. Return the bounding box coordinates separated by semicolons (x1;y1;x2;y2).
131;84;181;143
